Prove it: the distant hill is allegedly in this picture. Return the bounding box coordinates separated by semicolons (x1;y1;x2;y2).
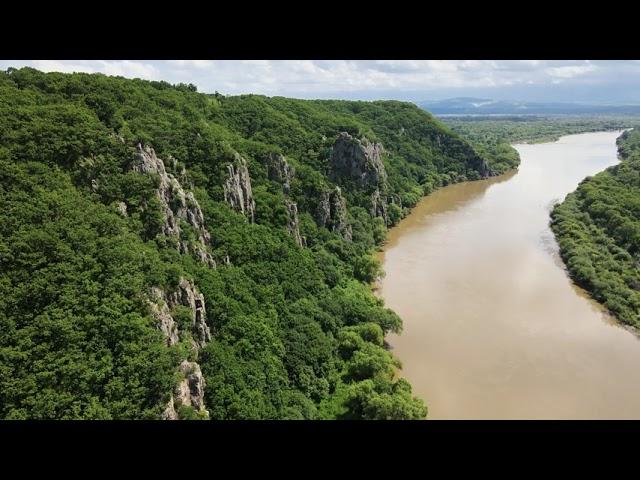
418;97;640;116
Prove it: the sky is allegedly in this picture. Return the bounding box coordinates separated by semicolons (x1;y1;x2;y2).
1;60;639;104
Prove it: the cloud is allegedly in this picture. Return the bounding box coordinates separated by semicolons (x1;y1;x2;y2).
546;62;598;79
1;60;639;103
29;60;160;80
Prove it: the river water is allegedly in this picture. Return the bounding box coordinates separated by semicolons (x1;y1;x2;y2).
377;130;640;419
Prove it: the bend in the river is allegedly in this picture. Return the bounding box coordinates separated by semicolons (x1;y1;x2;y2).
377;130;640;419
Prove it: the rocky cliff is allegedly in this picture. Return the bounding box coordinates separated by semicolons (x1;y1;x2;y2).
149;278;211;350
266;152;294;194
132;144;215;267
317;186;352;241
370;189;388;223
329;132;387;189
224;153;256;222
285;200;305;247
329;132;390;224
149;278;211;419
162;361;208;420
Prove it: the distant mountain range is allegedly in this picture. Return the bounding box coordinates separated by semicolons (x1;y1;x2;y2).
418;97;640;116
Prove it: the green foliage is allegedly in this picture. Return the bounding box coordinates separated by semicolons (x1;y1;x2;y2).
0;67;501;420
551;128;640;328
443;115;636;145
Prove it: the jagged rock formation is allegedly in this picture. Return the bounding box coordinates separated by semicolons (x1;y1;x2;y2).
149;278;212;420
266;152;294;194
177;361;207;411
149;278;211;349
132;143;215;267
224;153;256;222
162;361;208;420
167;278;211;349
150;287;180;346
329;132;391;225
370;189;388;223
161;397;178;420
285;200;304;247
329;132;387;189
317;186;352;241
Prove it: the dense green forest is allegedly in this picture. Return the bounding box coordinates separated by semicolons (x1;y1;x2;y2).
0;68;518;420
551;128;640;328
442;115;637;145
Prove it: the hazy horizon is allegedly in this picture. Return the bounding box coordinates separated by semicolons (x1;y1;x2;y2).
2;60;639;105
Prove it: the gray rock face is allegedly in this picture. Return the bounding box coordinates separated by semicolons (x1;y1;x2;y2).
224;153;255;222
175;361;208;413
317;186;352;241
163;361;209;419
148;278;211;349
149;287;180;346
133;144;215;267
370;189;388;223
329;132;387;190
266;153;294;194
285;200;304;247
161;396;178;420
167;278;211;349
149;279;212;420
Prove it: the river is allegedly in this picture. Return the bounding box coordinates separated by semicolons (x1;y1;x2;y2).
377;130;640;419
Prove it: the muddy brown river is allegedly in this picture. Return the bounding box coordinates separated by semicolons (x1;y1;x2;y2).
377;130;640;419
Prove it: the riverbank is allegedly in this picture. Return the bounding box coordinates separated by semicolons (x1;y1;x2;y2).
375;130;640;419
550;128;640;332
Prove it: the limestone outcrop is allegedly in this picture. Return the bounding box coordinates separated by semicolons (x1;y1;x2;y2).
329;132;387;190
162;361;209;420
370;189;388;223
167;278;211;349
266;152;294;194
224;153;255;222
285;200;304;247
150;287;180;346
176;361;207;411
149;278;212;420
148;278;211;349
329;132;391;225
132;143;215;267
317;186;352;241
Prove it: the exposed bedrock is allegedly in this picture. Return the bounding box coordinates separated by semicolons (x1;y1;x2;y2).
162;361;209;420
317;186;352;241
223;153;256;222
148;278;211;349
266;152;294;194
285;200;304;247
329;132;387;190
132;143;215;267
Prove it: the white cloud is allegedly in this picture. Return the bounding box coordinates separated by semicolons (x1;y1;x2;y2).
546;62;598;79
1;60;639;103
30;60;160;80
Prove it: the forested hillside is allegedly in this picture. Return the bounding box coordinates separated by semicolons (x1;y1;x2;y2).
441;115;636;145
551;128;640;328
0;68;516;419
